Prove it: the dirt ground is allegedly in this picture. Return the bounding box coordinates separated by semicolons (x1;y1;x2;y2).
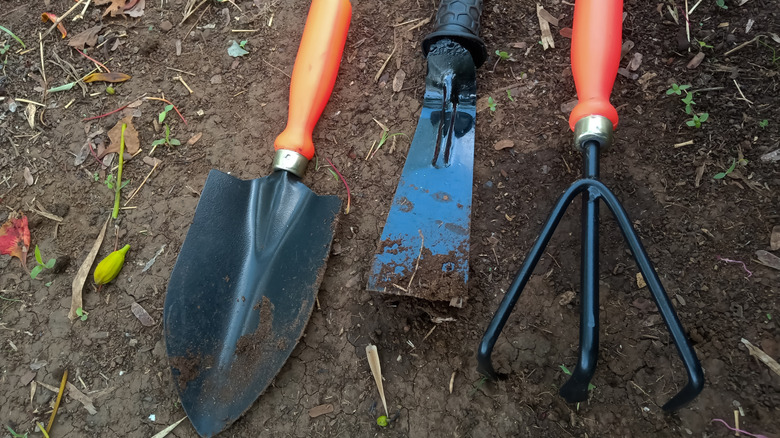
1;0;779;437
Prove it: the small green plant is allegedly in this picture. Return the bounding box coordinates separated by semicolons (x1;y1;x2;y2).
757;39;779;65
506;89;515;102
715;0;727;9
30;245;56;280
560;365;595;410
713;158;737;179
239;40;248;49
495;50;510;61
75;307;89;321
93;172;129;190
697;40;714;49
5;425;28;438
151;124;181;155
0;43;10;55
768;314;773;320
487;96;497;112
666;83;691;96
681;91;695;114
376;415;388;427
759;119;769;128
158;104;174;124
686;112;709;128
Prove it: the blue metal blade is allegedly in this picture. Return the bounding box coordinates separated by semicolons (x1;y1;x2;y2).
368;40;477;301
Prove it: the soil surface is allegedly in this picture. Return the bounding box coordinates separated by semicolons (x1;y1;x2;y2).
1;0;779;437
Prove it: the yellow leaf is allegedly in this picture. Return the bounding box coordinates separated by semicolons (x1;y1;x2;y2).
83;72;132;83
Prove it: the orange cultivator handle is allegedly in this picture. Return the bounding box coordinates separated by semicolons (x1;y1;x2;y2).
274;0;352;160
568;0;623;131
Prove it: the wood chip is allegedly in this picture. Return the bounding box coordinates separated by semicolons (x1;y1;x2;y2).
627;52;643;71
620;40;635;59
771;225;780;251
23;167;33;186
536;4;555;50
131;302;155;326
560;98;578;113
187;132;203;145
741;338;780;377
449;371;456;394
756;250;780;271
69;219;109;320
537;7;559;26
636;272;647;289
308;403;334;418
687;52;705;69
66;382;98;415
509;42;527;49
19;371;36;387
760;148;780;162
493;139;514;150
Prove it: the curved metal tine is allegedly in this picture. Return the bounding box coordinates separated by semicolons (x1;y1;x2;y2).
477;180;590;379
597;182;704;411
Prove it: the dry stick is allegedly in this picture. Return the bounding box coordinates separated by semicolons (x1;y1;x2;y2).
124;161;160;206
684;0;691;44
406;230;425;291
75;48;110;72
724;36;760;56
145;97;188;125
733;79;753;105
262;58;291;78
180;0;209;25
42;0;87;39
46;370;68;432
72;0;92;21
184;5;210;41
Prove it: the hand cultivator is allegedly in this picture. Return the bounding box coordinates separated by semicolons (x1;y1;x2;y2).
477;0;704;411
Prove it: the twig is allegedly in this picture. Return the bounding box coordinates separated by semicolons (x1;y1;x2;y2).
42;0;86;39
724;36;759;56
14;98;45;106
262;58;291;78
732;79;753;105
375;46;396;82
46;370;68;433
82;94;147;121
39;34;47;88
75;48;110;72
180;0;208;25
673;140;694;148
145;97;188;125
174;75;193;94
124;160;160;206
407;230;424;291
323;156;351;214
72;0;91;21
684;0;690;44
184;4;209;40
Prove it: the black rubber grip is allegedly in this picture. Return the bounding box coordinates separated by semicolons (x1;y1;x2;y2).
422;0;487;68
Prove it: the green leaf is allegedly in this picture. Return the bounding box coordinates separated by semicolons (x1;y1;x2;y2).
724;157;737;173
666;88;676;95
686;120;696;127
81;313;88;321
713;172;727;179
45;259;56;269
47;82;78;93
759;119;768;128
0;43;9;55
679;85;691;90
169;138;181;146
239;40;248;48
228;40;249;57
152;139;166;147
559;364;572;375
35;245;43;265
5;425;28;438
45;281;53;287
0;25;26;49
587;383;596;391
681;93;694;104
76;307;84;316
30;265;43;280
698;113;709;123
158;111;167;124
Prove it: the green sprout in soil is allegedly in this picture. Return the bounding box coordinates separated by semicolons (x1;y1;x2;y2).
495;50;510;61
30;245;56;280
75;307;89;321
686;112;709;128
715;0;727;9
470;375;489;397
757;39;778;65
5;425;27;438
158;104;174;124
713;157;738;179
759;119;769;128
560;364;595;411
768;314;773;320
506;89;515;102
487;96;497;112
666;83;691;96
0;25;26;49
94;173;130;190
376;415;388;427
681;91;695;114
150;124;181;155
697;40;714;49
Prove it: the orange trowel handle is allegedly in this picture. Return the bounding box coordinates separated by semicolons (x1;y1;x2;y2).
274;0;352;160
568;0;623;130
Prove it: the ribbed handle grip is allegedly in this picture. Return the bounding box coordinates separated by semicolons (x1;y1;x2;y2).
273;0;352;160
568;0;622;130
422;0;487;67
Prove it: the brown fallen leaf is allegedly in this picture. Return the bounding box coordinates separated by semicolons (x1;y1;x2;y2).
493;139;515;150
627;52;643;71
687;52;705;69
537;7;559;27
559;28;572;39
308;404;334;418
125;0;145;17
68;25;102;50
101;116;140;158
69;219;109;321
536;4;555;50
83;72;132;83
95;0;128;17
187;132;203;146
41;13;67;38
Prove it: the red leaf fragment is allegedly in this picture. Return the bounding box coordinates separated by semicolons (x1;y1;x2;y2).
42;13;67;38
0;212;31;272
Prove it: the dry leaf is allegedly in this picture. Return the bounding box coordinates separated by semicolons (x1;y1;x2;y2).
25;103;36;129
101;116;140;158
392;69;406;93
628;53;643;71
69;219;108;321
131;302;155;326
756;250;780;271
687;52;705;69
23;167;34;186
510;42;527;49
308;404;334;418
83;72;132;83
636;272;647;289
0;212;31;272
536;4;555;50
493;139;515;150
741;338;780;377
41;13;67;38
366;345;388;416
68;25;102;50
125;0;145;17
559;28;573;38
537;8;559;27
94;0;128;17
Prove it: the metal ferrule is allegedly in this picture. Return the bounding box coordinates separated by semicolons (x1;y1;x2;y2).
272;149;309;178
573;115;614;151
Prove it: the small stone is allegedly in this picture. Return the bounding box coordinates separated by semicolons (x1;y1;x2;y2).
675;294;686;306
160;20;173;32
770;225;780;251
558;290;576;306
210;75;223;85
493;139;514;150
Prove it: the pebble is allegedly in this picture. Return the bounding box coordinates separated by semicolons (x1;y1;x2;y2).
210;75;223;85
160;20;173;32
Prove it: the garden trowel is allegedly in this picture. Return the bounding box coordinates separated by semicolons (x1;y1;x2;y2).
367;0;486;302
